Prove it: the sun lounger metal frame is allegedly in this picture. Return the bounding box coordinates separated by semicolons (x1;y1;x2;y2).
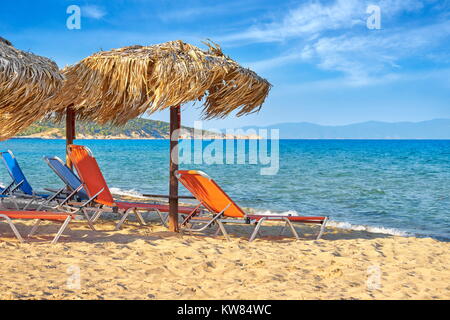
175;170;328;242
0;179;107;243
0;180;46;210
0;211;76;244
0;214;23;242
66;144;201;230
0;151;75;210
43;156;89;201
0;179;100;233
7;182;104;232
180;206;314;242
66;145;169;229
0;150;49;198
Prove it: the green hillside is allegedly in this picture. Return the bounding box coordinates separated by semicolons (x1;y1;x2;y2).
17;118;201;139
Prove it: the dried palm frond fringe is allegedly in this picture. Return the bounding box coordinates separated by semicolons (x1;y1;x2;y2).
0;37;64;139
49;40;271;125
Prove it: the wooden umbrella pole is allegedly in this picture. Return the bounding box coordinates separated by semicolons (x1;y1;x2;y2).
169;105;181;232
65;105;76;169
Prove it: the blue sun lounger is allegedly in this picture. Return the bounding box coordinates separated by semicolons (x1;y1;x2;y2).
43;156;89;201
0;151;97;231
0;150;79;210
0;150;49;198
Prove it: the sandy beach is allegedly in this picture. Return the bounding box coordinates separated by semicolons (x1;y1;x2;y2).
2;0;450;305
0;214;448;300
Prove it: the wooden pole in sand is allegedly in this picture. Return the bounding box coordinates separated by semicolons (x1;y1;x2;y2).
168;105;180;232
65;105;76;169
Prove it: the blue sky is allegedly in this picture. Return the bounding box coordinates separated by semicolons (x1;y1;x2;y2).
1;0;449;128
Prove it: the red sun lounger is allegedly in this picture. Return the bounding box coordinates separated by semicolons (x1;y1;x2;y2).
67;144;200;230
175;170;328;241
0;210;76;244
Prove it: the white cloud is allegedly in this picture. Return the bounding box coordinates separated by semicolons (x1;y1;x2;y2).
247;52;305;71
222;0;428;44
159;3;234;21
302;20;450;82
81;5;107;20
222;0;365;43
268;67;450;98
377;0;424;15
234;0;449;85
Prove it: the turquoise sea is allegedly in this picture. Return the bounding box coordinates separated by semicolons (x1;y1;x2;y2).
0;138;449;240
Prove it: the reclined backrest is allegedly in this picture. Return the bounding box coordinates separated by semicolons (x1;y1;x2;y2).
67;144;115;206
44;156;89;200
0;150;34;195
176;170;246;218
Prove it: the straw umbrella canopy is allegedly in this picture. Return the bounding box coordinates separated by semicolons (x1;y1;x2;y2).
47;40;271;231
50;40;270;123
0;37;64;140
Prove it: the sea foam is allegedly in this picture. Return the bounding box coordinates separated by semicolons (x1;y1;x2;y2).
109;187;148;199
253;209;411;237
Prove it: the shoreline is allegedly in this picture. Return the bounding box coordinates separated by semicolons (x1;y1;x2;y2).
12;137;450;141
12;136;262;140
119;193;450;242
326;220;449;242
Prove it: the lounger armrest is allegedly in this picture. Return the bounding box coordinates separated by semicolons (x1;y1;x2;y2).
44;187;71;195
11;193;34;199
8;180;24;195
246;214;327;223
0;181;16;195
79;187;104;209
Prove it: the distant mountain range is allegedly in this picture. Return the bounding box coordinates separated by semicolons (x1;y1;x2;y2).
241;119;450;139
16;118;450;140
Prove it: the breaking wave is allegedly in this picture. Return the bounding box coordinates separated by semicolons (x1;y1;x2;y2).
109;187;148;199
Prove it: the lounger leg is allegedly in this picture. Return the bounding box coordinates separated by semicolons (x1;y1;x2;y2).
249;218;267;242
216;220;230;241
214;225;221;236
116;209;131;230
279;222;288;236
0;214;24;243
11;197;20;210
91;210;102;223
316;217;328;240
155;209;168;228
134;209;146;226
22;198;37;210
163;212;170;226
28;219;42;237
52;216;72;244
81;208;96;231
212;223;230;239
6;197;20;210
90;209;103;223
283;218;300;240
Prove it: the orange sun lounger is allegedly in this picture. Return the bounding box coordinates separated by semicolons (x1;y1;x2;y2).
67;144;200;230
0;210;76;244
175;170;328;241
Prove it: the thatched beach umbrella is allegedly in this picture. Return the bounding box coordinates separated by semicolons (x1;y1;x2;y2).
48;40;271;231
0;37;64;140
